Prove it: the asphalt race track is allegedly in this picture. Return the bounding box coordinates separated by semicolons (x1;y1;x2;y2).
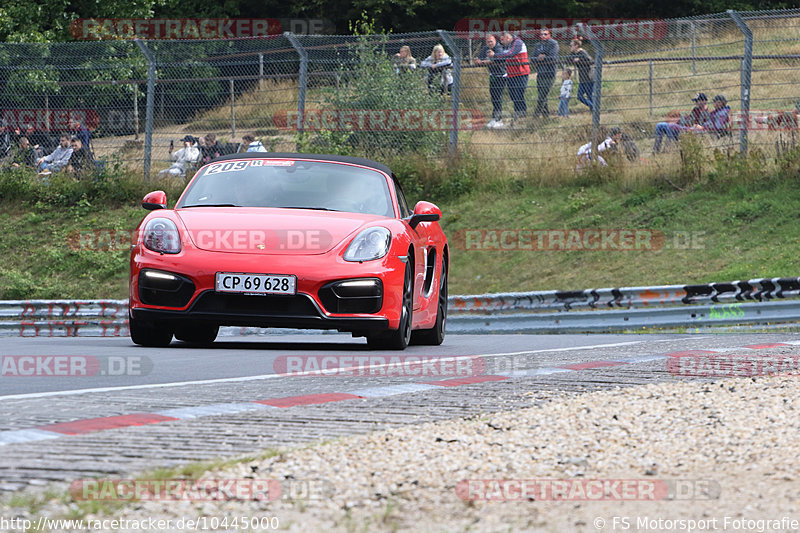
2;332;799;491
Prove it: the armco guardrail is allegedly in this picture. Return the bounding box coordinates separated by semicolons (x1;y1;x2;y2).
2;277;800;336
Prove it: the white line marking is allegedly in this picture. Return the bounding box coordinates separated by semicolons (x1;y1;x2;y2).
154;402;277;419
347;384;440;398
0;429;61;446
0;338;699;401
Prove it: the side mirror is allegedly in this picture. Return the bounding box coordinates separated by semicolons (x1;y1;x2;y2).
408;201;441;229
142;191;167;211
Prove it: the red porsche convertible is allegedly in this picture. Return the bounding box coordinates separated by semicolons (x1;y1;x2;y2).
129;153;448;349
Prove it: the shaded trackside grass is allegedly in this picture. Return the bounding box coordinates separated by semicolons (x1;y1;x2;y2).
1;154;799;299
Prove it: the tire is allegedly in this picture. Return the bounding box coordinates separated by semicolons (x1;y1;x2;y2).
129;316;173;347
174;324;219;345
411;258;447;346
367;261;413;350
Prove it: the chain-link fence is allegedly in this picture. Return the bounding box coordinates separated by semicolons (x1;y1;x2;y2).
1;9;798;180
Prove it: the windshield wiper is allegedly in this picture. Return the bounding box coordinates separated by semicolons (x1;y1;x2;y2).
181;203;240;208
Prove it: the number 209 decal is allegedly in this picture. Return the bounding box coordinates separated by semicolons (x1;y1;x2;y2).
204;160;296;175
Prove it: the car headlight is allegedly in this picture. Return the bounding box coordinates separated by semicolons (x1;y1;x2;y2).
343;227;391;262
142;218;181;254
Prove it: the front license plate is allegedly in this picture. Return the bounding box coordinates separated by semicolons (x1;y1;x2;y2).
215;272;297;295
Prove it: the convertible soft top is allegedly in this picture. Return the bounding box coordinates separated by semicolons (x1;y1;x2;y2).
208;152;392;176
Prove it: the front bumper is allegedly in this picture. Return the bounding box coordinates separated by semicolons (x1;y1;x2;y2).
129;245;405;330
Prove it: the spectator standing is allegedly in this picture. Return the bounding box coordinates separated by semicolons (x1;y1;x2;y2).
567;39;594;112
36;134;73;175
474;33;508;128
532;28;559;118
159;135;201;178
488;31;531;120
241;134;268;152
421;45;454;95
558;68;573;118
392;46;417;74
66;136;94;178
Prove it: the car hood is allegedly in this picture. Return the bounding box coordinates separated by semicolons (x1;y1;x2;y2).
176;208;384;255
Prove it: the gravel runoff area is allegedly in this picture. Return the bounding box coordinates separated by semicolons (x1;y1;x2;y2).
3;375;800;533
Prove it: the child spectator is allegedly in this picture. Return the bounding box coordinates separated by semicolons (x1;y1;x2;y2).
421;44;453;95
559;68;573;118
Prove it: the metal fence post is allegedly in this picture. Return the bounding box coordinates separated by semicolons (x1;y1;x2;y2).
134;39;156;181
438;30;461;155
229;79;235;139
690;21;697;75
728;10;753;155
286;32;307;133
649;60;654;116
579;24;604;157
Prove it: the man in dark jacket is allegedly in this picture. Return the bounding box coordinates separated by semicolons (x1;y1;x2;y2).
474;33;508;128
567;39;594;112
7;136;40;168
531;28;559;118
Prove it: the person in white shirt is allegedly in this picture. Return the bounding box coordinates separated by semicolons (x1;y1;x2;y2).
159;135;201;178
241;134;268;152
558;68;573;118
576;128;622;170
37;134;73;174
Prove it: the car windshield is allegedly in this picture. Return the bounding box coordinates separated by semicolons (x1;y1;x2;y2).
177;159;395;217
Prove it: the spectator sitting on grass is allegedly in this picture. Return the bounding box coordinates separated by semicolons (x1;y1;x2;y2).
681;92;711;127
6;136;41;168
576;127;623;170
653;110;704;153
66;136;94;178
36;134;73;175
241;134;268;152
158;135;201;178
200;133;223;163
702;94;731;137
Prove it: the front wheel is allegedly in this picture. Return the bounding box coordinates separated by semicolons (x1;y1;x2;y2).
367;261;413;350
129;316;173;347
411;258;447;346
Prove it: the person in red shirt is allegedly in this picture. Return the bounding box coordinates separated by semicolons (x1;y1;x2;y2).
488;31;531;120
